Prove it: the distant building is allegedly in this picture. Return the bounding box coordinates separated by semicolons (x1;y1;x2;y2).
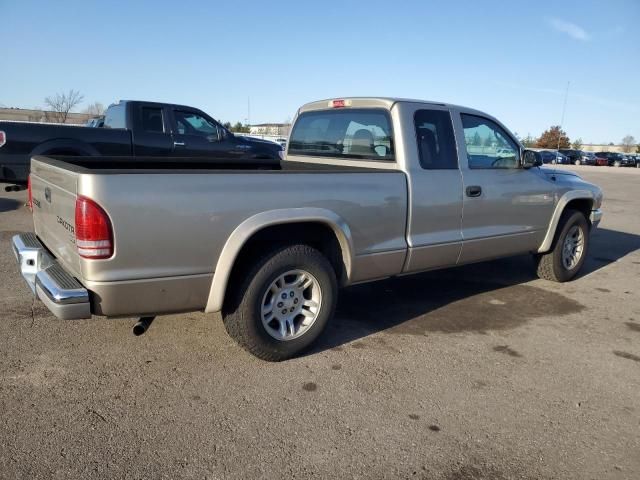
0;107;92;125
580;144;633;153
249;123;290;137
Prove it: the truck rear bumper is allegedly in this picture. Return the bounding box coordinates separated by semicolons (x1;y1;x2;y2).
12;233;91;320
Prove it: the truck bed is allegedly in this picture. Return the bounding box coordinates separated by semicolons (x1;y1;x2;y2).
0;122;132;184
29;155;408;316
36;155;390;173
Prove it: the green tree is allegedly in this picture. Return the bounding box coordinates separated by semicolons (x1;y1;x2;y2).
472;131;482;146
571;138;583;150
229;122;251;133
483;135;493;148
535;126;570;149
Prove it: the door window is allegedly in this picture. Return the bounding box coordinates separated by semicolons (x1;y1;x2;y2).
461;114;519;169
414;109;457;169
174;110;219;138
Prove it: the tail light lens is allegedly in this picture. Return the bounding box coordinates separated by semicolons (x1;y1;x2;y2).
27;175;33;212
75;196;113;259
0;130;6;148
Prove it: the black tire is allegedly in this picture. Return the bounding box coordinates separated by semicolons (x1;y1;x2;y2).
222;244;337;361
535;209;590;282
574;159;581;166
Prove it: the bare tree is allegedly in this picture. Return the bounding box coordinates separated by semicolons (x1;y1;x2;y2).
44;89;84;123
621;135;636;153
83;101;105;117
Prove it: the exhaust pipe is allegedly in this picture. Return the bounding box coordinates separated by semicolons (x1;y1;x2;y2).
5;184;26;192
133;316;155;336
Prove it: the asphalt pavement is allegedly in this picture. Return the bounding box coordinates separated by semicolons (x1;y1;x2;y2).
1;165;639;479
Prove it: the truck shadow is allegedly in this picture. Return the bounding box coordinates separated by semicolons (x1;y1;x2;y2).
582;227;640;275
309;228;639;354
0;197;23;212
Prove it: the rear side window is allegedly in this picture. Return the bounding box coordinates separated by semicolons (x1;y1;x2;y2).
103;103;126;129
414;109;457;169
141;107;165;133
288;109;394;161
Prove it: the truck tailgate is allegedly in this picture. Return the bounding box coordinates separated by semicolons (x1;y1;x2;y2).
30;158;82;279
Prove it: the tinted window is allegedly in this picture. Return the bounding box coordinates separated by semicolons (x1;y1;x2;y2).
461;114;519;169
289;109;394;161
103;103;126;129
414;109;457;169
141;107;164;133
174;110;218;137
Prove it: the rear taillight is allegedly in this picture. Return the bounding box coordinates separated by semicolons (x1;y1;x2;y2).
27;175;33;212
0;130;6;148
75;196;113;259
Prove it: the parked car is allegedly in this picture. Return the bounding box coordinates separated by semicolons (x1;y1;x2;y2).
0;100;283;185
12;97;603;360
593;154;608;166
559;149;584;165
537;150;567;164
579;151;598;165
594;152;634;167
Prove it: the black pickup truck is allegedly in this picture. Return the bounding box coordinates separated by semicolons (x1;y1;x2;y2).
0;100;282;185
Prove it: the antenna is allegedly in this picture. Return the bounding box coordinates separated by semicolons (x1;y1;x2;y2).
556;81;570;156
247;97;251;129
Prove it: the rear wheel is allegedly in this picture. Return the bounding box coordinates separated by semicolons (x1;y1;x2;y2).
614;160;621;167
574;159;581;166
535;209;590;282
222;244;337;361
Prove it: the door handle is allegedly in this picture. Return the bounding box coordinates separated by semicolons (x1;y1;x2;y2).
466;186;482;197
174;141;186;147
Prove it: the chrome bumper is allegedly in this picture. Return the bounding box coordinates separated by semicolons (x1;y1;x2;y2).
590;209;602;228
12;233;91;320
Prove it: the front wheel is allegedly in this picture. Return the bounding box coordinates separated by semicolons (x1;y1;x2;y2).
535;210;590;282
614;160;621;167
222;244;337;361
574;159;581;166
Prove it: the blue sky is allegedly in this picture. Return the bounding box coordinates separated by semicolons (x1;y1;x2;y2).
1;0;638;143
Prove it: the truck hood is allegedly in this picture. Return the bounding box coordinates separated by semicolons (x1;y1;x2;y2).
238;136;282;147
537;166;603;209
539;166;581;178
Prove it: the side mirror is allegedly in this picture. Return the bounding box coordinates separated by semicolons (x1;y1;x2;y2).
207;131;221;143
521;150;539;168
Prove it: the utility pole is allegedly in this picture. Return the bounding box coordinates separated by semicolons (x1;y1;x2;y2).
247;97;251;130
556;81;570;153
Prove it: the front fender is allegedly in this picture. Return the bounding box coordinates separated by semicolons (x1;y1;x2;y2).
204;208;354;313
537;189;596;253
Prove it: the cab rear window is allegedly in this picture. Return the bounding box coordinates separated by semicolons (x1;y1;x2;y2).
288;109;394;161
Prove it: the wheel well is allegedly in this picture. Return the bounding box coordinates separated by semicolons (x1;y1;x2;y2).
564;198;593;222
43;149;82;156
225;222;347;302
